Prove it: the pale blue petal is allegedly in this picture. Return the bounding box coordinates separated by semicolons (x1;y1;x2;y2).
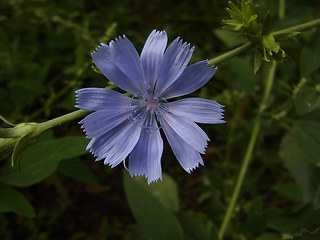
129;123;163;184
162;112;209;154
91;45;140;94
155;37;194;95
141;29;167;88
75;87;132;111
79;109;132;138
161;61;217;99
88;119;142;168
109;35;146;93
162;119;204;173
166;98;225;124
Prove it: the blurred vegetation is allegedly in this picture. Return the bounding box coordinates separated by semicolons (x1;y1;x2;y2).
1;0;320;239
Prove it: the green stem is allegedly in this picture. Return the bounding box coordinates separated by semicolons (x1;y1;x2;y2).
279;0;285;19
272;19;320;36
219;119;261;239
37;110;88;133
208;42;253;65
218;61;277;240
208;18;320;66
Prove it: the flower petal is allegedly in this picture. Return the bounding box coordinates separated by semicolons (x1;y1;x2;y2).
155;37;194;95
79;109;131;139
91;45;140;94
162;112;209;154
129;124;163;184
162;119;204;173
141;29;168;88
109;35;146;93
88;119;142;168
161;61;217;99
167;98;225;124
75;87;132;111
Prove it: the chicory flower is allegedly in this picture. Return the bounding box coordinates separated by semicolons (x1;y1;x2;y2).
76;29;225;183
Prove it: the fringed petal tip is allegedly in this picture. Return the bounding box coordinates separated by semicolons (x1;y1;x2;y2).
185;160;204;174
110;34;127;45
175;36;193;47
90;42;109;56
154;29;167;36
147;176;163;185
129;173;163;185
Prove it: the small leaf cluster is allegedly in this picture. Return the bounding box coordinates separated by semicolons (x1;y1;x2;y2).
223;0;288;62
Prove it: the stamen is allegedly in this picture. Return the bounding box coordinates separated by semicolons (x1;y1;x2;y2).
129;100;140;106
154;108;163;129
143;112;154;128
158;104;168;112
130;105;147;120
128;90;167;129
133;93;143;99
157;96;168;102
146;84;152;95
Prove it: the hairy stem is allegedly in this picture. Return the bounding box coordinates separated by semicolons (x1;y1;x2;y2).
208;18;320;66
272;18;320;36
208;42;253;65
218;61;277;240
37;110;88;132
279;0;285;19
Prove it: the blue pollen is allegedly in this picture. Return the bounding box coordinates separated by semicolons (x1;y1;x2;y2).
129;92;168;129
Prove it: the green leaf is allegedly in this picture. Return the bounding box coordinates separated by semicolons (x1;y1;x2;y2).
0;136;89;187
273;183;303;202
0;184;35;217
267;203;314;232
123;171;183;240
294;120;320;164
57;157;99;186
279;131;320;204
295;86;320;115
134;173;179;212
245;197;266;236
300;32;320;76
254;50;264;75
214;29;247;48
225;57;254;94
262;12;272;35
178;212;218;240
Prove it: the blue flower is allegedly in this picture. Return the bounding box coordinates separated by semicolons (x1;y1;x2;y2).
76;29;225;183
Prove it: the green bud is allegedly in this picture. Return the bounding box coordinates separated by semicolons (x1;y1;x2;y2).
223;0;288;63
262;34;286;62
0;120;40;166
223;0;259;35
0;122;37;138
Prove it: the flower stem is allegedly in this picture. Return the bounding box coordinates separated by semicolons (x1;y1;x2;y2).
272;18;320;36
218;61;277;240
37;110;88;133
208;18;320;66
208;42;253;65
278;0;285;19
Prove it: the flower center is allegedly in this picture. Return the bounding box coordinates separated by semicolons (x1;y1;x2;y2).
129;90;167;129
